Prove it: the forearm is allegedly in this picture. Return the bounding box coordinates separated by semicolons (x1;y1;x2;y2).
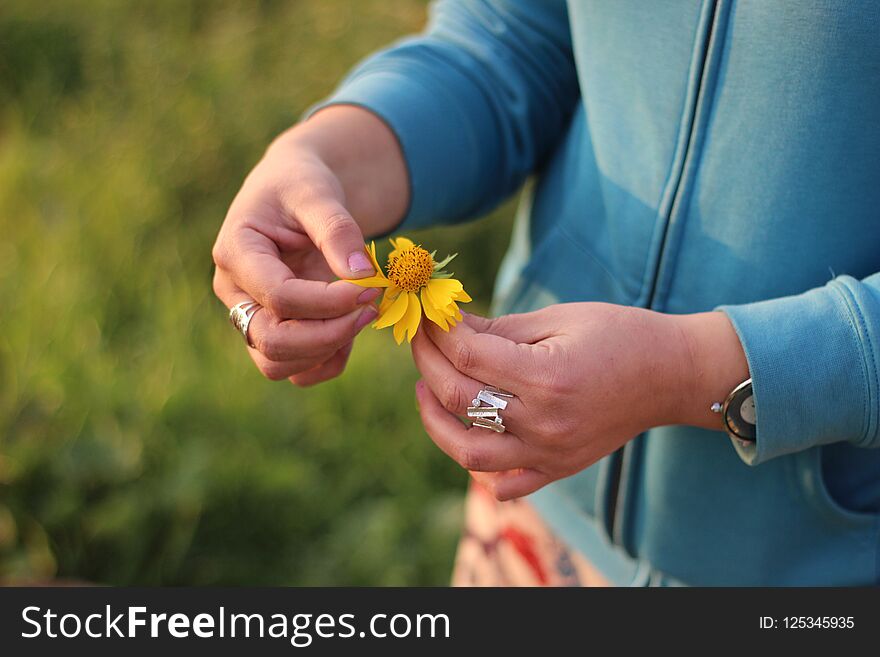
270;105;410;238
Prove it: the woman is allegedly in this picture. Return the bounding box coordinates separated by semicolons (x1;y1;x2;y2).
212;1;880;586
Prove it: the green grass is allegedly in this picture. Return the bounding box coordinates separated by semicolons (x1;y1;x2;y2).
0;0;515;585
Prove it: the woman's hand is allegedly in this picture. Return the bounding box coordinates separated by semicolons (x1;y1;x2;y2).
411;303;748;500
211;106;408;386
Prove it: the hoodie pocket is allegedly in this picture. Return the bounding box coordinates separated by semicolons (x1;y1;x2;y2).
792;446;880;529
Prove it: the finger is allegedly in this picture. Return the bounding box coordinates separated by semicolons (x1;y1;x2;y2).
468;469;551;502
214;230;380;320
246;349;328;381
289;341;354;387
411;331;525;431
214;274;377;364
214;269;379;358
248;304;377;362
423;317;537;389
287;197;375;280
460;309;557;344
411;331;479;414
415;380;533;472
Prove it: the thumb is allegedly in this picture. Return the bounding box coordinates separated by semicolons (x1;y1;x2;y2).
297;198;374;279
461;310;555;344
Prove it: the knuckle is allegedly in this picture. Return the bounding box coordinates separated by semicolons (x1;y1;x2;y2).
211;241;229;269
211;270;224;300
440;379;467;414
318;320;351;350
263;286;287;318
538;415;572;442
542;368;575;398
485;481;503;501
275;177;302;211
452;340;476;373
457;445;485;472
323;361;347;382
256;360;289;381
257;333;286;362
319;212;355;244
320;289;349;315
291;376;319;388
325;358;347;379
302;356;346;386
494;488;512;502
483;316;503;334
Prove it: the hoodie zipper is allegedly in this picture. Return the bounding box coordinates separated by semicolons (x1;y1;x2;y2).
604;0;724;547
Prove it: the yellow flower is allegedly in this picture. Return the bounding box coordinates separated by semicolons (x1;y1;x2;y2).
345;237;472;344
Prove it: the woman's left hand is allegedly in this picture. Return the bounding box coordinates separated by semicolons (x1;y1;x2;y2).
411;303;747;500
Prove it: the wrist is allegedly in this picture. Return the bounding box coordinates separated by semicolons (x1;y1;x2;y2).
667;311;750;430
270;106;409;237
618;307;700;430
268;113;346;171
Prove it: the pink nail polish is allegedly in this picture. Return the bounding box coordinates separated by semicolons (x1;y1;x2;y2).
357;288;381;304
355;307;378;330
348;252;373;274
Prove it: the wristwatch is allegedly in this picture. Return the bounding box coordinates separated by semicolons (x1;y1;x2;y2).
711;378;756;442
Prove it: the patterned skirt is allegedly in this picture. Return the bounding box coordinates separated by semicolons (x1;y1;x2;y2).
451;481;610;587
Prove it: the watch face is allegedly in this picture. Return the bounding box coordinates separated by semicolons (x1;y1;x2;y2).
740;394;756;425
725;384;756;442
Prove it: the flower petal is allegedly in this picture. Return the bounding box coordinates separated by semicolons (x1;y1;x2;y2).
366;241;383;273
425;277;465;309
345;274;390;288
379;285;401;314
421;288;449;331
401;291;422;342
392;318;406;344
425;278;456;309
428;278;463;295
430;298;458;327
388;236;415;259
453;288;472;303
423;280;444;310
374;290;409;329
444;300;463;322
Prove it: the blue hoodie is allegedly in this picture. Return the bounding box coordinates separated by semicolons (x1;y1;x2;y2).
318;0;880;585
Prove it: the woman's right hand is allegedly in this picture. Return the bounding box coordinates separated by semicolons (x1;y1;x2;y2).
211;106;408;386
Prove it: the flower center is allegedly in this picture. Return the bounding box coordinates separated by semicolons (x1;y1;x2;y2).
387;246;434;292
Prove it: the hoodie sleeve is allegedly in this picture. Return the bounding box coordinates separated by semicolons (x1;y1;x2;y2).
718;273;880;465
309;0;579;230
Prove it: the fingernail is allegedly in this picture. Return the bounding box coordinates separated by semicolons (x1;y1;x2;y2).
355;306;378;330
348;252;374;274
357;287;381;304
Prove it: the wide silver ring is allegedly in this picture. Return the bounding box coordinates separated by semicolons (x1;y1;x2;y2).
229;299;261;348
467;385;514;433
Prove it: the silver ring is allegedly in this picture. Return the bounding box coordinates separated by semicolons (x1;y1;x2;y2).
229;300;261;348
467;385;514;433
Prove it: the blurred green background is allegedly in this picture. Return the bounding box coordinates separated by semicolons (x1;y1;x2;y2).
0;0;515;585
